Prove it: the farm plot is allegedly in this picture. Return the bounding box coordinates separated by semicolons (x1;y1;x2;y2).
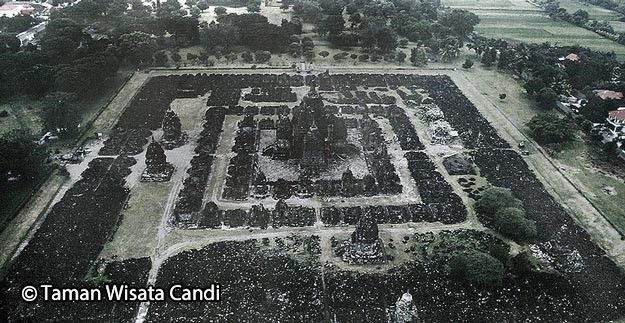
444;0;625;60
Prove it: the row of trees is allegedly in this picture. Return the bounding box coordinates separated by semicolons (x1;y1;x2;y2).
291;0;479;62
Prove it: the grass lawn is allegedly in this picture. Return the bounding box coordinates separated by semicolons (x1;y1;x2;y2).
0;179;42;231
555;140;625;235
100;182;173;260
0;98;44;137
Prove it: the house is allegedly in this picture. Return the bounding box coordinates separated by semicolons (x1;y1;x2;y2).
558;53;579;62
606;108;625;137
598;108;625;155
595;90;624;101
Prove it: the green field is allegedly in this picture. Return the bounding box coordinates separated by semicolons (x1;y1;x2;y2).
444;0;625;60
556;140;625;235
555;0;625;33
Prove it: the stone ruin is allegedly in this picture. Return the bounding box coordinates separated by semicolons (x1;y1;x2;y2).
161;108;187;149
388;291;420;323
339;210;386;265
267;85;350;177
141;138;174;182
427;120;457;145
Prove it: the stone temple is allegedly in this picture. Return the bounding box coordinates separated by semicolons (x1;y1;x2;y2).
141;138;174;182
340;210;386;265
270;85;349;176
161;108;187;149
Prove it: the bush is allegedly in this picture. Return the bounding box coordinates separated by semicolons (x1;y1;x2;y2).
358;54;369;61
254;50;271;63
462;58;474;69
493;207;537;240
241;51;253;62
450;251;505;287
350;53;358;59
0;110;9;118
318;50;329;58
153;51;168;66
475;187;522;218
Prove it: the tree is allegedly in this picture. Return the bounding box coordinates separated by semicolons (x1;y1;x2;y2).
396;51;406;63
493;207;537;240
303;50;315;61
154;50;169;65
410;47;427;66
214;6;227;15
254;50;271;63
449;251;505;287
319;15;345;35
441;9;480;38
200;21;241;51
273;178;292;199
40;18;87;60
363;174;377;196
197;0;209;12
118;31;157;66
523;79;546;96
0;129;47;181
481;48;495;66
475;187;522;218
527;113;575;144
158;0;182;17
249;204;269;228
292;0;322;23
462;58;473;69
171;51;181;63
0;33;20;54
535;87;557;110
571;9;590;25
199;202;222;228
42;92;79;136
241;51;253;62
247;0;261;13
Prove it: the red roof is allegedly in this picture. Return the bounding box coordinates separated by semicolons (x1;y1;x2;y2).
596;90;624;100
609;109;625;122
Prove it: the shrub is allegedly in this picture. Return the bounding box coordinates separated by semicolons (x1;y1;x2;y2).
450;251;505;287
493;207;537;240
462;58;474;69
475;187;522;218
318;50;329;58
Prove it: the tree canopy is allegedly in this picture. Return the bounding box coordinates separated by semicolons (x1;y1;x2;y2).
527;113;575;144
